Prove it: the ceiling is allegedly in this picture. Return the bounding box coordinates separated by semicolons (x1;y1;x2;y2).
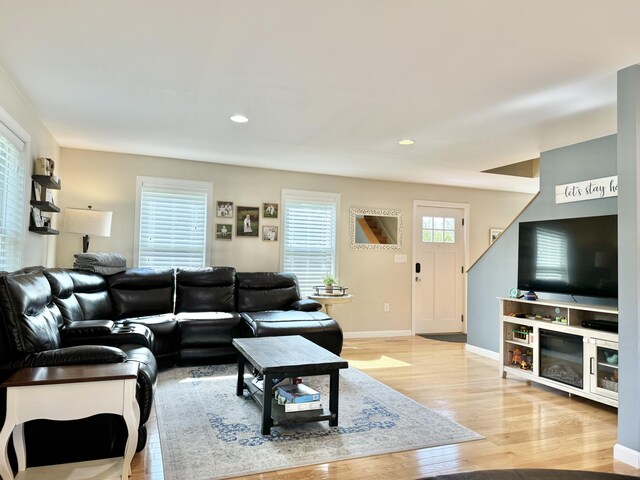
1;1;640;194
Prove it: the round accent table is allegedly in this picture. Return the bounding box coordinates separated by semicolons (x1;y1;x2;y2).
309;294;353;317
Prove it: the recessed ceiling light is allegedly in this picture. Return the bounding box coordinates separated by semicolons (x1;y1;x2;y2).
230;114;249;123
399;139;415;145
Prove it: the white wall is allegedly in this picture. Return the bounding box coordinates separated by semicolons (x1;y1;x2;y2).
0;65;59;267
58;147;533;334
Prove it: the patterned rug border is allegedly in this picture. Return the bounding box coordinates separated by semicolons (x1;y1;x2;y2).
155;364;483;480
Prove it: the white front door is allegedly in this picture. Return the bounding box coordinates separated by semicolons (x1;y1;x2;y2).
413;204;466;334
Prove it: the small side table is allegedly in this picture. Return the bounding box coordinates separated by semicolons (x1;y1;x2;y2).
0;363;139;480
309;294;353;317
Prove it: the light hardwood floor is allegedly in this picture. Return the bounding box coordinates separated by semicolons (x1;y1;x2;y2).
130;336;640;480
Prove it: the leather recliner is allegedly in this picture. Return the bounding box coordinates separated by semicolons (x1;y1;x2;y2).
0;268;157;468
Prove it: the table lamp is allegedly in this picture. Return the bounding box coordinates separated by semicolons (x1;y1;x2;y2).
63;205;112;253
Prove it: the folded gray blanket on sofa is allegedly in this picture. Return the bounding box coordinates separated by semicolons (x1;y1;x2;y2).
74;253;127;274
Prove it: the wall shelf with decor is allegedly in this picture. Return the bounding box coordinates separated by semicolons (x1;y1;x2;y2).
30;172;61;235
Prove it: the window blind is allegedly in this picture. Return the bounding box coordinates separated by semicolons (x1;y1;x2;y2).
282;191;339;296
0;123;26;272
137;180;210;268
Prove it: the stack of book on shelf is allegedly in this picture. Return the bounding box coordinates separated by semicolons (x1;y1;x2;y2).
275;380;322;413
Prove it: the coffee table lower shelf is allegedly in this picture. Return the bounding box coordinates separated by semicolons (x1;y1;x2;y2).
243;377;336;427
233;336;348;435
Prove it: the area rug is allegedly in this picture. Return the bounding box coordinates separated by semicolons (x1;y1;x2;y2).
418;333;467;343
155;364;482;480
420;469;640;480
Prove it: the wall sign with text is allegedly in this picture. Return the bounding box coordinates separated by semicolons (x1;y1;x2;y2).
555;175;618;204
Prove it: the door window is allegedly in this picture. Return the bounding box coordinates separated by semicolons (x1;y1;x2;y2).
422;216;455;243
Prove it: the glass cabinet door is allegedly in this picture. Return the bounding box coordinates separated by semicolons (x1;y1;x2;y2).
590;339;618;400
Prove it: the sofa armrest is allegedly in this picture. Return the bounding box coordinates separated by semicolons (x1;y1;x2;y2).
289;298;323;312
0;345;126;372
62;320;115;336
61;322;155;351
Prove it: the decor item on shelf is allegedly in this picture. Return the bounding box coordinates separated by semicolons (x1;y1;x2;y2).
509;287;520;298
34;157;54;176
604;351;618;365
523;291;538;301
63;205;112;253
322;273;337;294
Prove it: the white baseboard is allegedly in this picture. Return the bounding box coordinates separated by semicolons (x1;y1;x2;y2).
343;330;412;339
465;343;499;361
614;443;640;468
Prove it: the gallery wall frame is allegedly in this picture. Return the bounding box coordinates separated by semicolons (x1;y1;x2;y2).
216;201;233;218
236;206;259;237
216;223;232;240
263;203;278;218
262;225;278;241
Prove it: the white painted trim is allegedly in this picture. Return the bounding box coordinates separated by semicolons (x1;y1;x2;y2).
411;200;470;335
0;105;32;270
344;330;412;339
614;443;640;468
465;343;499;361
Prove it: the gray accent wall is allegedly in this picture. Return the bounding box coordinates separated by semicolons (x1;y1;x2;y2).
616;64;640;454
467;133;617;352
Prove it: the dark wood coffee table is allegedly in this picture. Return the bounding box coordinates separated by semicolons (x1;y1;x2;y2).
233;335;348;435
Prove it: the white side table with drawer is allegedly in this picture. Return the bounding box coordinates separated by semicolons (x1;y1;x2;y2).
0;363;139;480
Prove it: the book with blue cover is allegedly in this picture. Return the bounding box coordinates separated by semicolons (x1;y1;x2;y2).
276;383;320;403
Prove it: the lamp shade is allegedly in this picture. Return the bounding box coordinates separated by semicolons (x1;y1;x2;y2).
63;207;112;237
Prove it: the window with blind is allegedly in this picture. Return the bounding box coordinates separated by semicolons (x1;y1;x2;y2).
281;190;340;296
135;177;212;268
0;110;28;272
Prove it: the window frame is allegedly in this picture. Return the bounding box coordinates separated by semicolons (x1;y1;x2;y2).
134;176;213;268
280;189;340;297
0;105;31;271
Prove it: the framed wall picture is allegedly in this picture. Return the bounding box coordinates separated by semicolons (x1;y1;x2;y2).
262;225;278;241
215;223;232;240
236;206;259;237
490;228;504;245
32;182;41;202
263;203;278;219
216;201;234;218
31;208;43;227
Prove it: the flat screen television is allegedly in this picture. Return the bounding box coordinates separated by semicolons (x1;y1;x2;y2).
517;215;618;299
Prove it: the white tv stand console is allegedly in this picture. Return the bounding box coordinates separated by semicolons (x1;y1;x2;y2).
499;297;618;407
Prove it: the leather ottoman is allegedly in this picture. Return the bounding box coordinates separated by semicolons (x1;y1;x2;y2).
241;310;343;355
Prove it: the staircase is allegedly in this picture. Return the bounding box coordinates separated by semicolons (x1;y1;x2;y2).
357;216;388;244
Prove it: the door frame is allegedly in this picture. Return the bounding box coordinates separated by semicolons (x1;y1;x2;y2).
411;200;470;335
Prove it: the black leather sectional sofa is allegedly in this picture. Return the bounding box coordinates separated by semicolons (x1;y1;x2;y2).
0;266;343;469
